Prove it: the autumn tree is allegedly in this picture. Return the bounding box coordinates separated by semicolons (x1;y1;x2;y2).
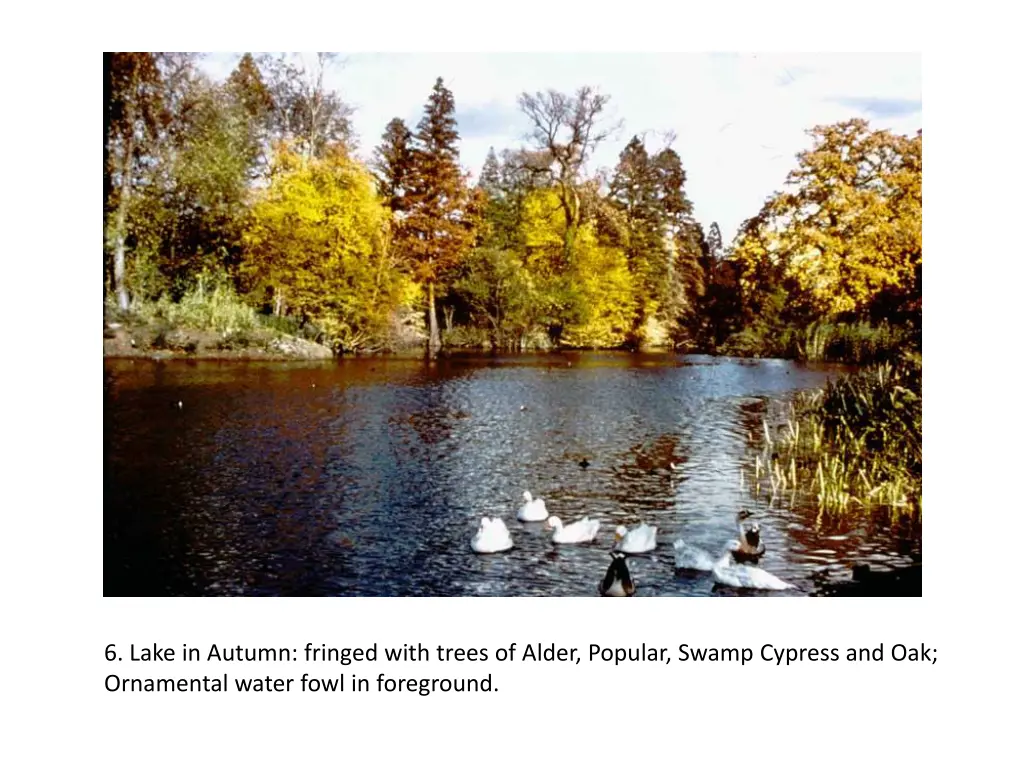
240;147;398;349
402;77;479;356
518;188;631;346
372;118;415;214
734;119;922;321
517;87;621;265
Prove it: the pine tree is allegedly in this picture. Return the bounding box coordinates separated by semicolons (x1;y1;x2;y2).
403;77;478;356
479;147;501;197
226;53;275;177
706;222;724;262
609;136;666;345
372;118;415;214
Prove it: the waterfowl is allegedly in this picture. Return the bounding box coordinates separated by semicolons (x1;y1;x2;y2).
614;524;657;554
470;517;514;554
711;551;795;591
672;538;716;571
599;552;636;596
516;491;549;522
732;510;766;562
579;458;590;469
546;516;601;544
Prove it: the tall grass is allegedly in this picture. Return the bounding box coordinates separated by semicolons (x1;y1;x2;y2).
134;271;259;334
745;355;921;517
801;321;909;364
723;321;910;364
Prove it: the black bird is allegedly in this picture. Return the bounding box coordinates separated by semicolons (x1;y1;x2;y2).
579;458;590;469
599;552;636;597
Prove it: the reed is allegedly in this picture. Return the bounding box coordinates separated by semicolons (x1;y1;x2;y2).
743;355;921;517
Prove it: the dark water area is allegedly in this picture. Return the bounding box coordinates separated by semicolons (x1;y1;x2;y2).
104;352;921;597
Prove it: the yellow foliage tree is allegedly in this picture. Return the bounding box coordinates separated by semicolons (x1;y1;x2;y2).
734;119;922;318
520;189;632;347
240;146;403;350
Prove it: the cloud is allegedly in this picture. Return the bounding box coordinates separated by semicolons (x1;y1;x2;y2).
830;96;922;118
456;101;528;140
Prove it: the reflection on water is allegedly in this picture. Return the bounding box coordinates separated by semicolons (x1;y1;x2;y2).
104;352;921;596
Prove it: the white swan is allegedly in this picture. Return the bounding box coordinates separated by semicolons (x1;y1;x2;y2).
471;517;514;554
711;551;795;591
672;538;716;571
614;524;657;553
546;516;600;544
516;491;549;522
599;552;636;596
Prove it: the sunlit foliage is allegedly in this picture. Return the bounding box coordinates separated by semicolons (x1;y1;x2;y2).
240;148;401;350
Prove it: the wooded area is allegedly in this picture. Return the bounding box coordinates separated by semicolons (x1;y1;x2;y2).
104;53;921;361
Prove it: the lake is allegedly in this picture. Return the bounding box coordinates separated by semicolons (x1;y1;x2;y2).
104;352;921;596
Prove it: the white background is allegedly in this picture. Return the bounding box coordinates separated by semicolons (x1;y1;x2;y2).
4;1;1022;765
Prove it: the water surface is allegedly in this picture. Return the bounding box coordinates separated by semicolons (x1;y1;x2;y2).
104;352;921;596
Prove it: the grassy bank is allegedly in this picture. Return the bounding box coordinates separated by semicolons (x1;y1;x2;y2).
745;354;922;517
104;275;334;360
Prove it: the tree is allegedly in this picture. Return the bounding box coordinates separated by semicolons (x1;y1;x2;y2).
403;77;479;356
454;247;535;349
240;148;398;349
734;119;922;320
161;74;256;288
226;53;275;177
517;87;621;265
519;188;631;347
476;148;537;251
706;222;724;262
105;52;166;309
608;136;702;347
261;53;354;159
372;118;415;214
609;135;669;344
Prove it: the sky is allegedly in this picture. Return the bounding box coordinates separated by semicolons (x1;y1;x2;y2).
200;52;921;244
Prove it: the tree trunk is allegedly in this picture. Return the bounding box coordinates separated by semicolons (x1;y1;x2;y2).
427;281;441;357
112;132;135;312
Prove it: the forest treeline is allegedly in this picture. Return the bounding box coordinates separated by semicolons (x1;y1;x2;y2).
104;52;921;360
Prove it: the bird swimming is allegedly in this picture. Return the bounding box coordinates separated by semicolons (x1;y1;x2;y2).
614;524;657;554
546;515;601;544
599;552;636;596
516;491;549;522
470;517;514;554
731;510;766;562
711;550;794;591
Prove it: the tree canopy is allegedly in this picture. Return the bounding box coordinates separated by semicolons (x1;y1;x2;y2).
103;54;921;361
